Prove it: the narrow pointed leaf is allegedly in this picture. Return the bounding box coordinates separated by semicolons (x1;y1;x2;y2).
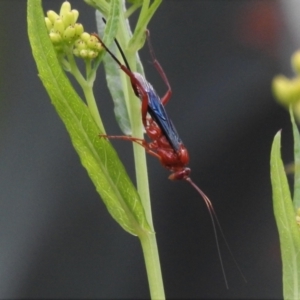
270;131;300;299
128;0;162;52
88;0;120;80
290;107;300;210
27;0;151;235
96;10;132;135
95;7;145;135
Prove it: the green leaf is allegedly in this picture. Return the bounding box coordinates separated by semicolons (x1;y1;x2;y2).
270;130;300;299
95;3;145;135
103;0;119;44
27;0;151;235
87;0;120;81
128;0;162;52
96;10;132;135
290;106;300;210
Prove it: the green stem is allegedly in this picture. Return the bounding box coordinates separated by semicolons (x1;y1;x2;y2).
66;47;105;133
82;83;105;133
66;47;86;87
120;31;164;300
138;231;165;300
126;62;153;226
124;2;141;19
135;0;150;31
121;24;154;225
93;1;164;297
117;10;153;225
116;9;164;298
85;58;92;78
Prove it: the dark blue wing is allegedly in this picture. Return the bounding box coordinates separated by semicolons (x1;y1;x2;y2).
133;72;182;152
147;88;182;152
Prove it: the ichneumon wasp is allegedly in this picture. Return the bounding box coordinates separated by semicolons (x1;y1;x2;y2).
92;30;245;288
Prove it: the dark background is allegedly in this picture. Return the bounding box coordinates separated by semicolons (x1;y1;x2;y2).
0;0;297;299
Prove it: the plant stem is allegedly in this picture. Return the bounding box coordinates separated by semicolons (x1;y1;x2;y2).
66;47;86;86
124;2;141;19
139;230;165;300
117;16;164;298
125;65;153;225
96;1;164;296
116;13;154;225
65;47;105;133
82;83;105;133
126;50;164;300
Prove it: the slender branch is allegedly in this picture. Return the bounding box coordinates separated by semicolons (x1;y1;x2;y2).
124;2;141;19
82;83;106;133
139;231;165;300
65;47;87;87
116;7;164;298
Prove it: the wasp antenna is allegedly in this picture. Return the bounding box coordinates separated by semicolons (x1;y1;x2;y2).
91;33;123;68
185;177;247;287
101;17;132;72
113;38;132;71
185;177;229;289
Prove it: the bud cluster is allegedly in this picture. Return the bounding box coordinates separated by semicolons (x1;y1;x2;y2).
73;33;102;59
273;50;300;108
45;1;102;59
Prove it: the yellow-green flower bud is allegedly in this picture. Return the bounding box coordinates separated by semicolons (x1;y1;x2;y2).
47;10;59;24
60;1;71;18
64;25;76;42
53;18;65;35
87;35;102;52
72;10;79;23
273;75;300;105
49;32;62;44
45;17;52;31
80;32;90;42
292;51;300;75
87;35;99;49
88;50;98;59
75;39;87;51
95;41;102;51
80;49;89;58
288;79;300;105
74;23;84;38
73;36;102;59
273;75;293;105
62;11;74;28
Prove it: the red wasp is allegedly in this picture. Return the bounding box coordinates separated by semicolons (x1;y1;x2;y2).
93;31;244;287
95;31;191;180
